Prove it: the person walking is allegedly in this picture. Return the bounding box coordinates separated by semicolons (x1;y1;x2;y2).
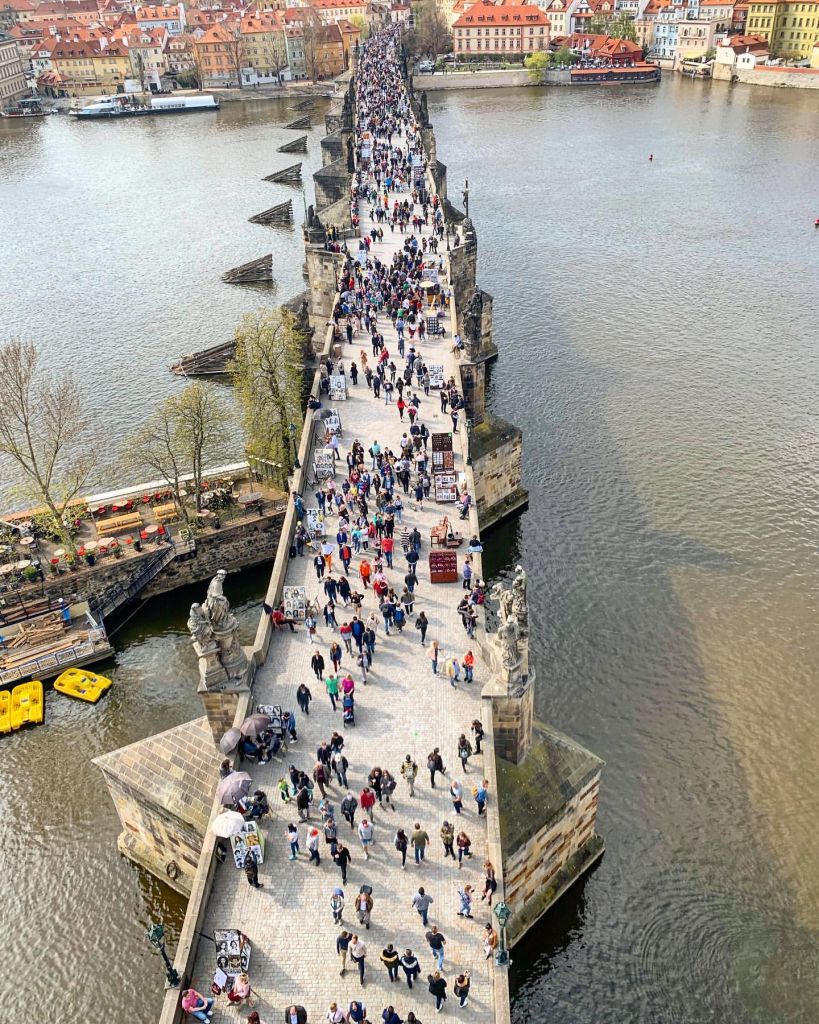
297;683;312;714
350;934;367;985
337;929;352;975
334;842;352;885
457;734;473;772
380;943;400;982
313;760;329;798
457;884;474;919
341;792;358;829
471;718;484;754
400;754;418;796
326;673;340;712
400;949;421;991
440;820;456;861
453;971;471;1008
330;641;343;672
243;849;262;889
415;611;428;645
287;822;300;860
412;886;433;927
449;779;464;815
462;650;475;683
307;826;321;865
428;972;447;1013
356;887;373;929
394;827;409;868
445;657;460;688
360;785;376;822
332;749;350;789
428;639;439;674
382;1007;402;1024
295;784;311;822
425;927;446;972
330;887;345;924
358;817;375;860
456;830;472;869
427;748;445;789
327;1002;346;1024
474;778;488;816
411;823;430;865
347;999;367;1023
311;651;325;681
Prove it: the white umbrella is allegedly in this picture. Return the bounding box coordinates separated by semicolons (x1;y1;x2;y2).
211;810;246;839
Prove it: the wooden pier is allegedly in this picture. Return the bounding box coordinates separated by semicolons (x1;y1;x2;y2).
283;115;311;130
277;135;307;153
263;163;302;184
248;199;293;225
221;254;273;284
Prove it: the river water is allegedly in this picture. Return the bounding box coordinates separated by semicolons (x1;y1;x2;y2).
1;78;818;1023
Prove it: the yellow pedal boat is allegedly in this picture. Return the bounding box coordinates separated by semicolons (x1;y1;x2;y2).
9;680;44;730
53;668;112;704
0;690;10;734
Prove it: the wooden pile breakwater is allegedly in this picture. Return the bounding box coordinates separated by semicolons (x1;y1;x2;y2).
221;254;273;284
248;199;293;226
170;340;235;376
263;163;302;184
283;115;312;130
277;135;307;153
292;97;316;111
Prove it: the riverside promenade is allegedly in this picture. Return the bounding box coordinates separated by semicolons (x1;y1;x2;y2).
185;109;508;1024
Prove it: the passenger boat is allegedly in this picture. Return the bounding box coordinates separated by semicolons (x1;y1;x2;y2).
570;61;661;85
54;667;112;703
71;94;219;120
9;680;44;730
0;690;10;734
0;98;57;118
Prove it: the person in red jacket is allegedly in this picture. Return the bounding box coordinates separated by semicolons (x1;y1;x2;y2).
359;785;376;821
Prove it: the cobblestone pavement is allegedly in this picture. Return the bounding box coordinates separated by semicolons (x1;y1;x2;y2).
193;139;497;1024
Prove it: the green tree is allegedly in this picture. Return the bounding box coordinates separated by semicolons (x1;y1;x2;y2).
524;50;551;81
349;14;369;40
589;11;638;41
230;308;305;474
0;338;92;555
128;382;231;523
410;1;451;60
553;46;579;66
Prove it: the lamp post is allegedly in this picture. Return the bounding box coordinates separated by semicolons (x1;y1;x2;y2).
445;222;451;252
147;922;180;988
465;417;473;467
288;423;301;470
493;901;512;967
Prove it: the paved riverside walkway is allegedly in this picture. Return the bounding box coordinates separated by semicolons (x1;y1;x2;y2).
191;162;499;1022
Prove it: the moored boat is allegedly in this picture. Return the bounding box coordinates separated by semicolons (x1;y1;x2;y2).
71;94;219;120
54;667;112;703
571;61;661;84
0;98;56;118
9;680;44;730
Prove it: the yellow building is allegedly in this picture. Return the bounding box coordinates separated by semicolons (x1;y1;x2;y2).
240;10;287;80
745;0;819;58
51;37;132;96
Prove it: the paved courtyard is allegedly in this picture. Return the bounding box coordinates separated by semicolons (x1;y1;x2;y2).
192;169;499;1023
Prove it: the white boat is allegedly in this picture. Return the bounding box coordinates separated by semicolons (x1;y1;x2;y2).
71;94;219;120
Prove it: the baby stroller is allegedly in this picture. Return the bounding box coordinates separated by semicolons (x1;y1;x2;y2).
342;692;355;728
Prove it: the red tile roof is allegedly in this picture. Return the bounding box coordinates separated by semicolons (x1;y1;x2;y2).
453;1;550;27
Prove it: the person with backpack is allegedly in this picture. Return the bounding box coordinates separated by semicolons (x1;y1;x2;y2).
400;949;421;990
400;755;418;797
415;610;428;645
440;820;455;861
427;748;445;788
454;970;471;1007
457;734;473;772
394;827;409;868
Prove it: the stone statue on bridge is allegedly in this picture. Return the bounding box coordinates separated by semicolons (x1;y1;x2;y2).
419;90;430;128
346;136;355;173
190;569;249;688
512;565;528;637
463;287;483;354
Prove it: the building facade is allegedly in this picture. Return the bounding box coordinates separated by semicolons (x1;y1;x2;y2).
745;0;819;57
452;1;551;55
0;29;26;107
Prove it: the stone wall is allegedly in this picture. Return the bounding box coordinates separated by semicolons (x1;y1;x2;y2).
493;680;534;764
470;417;529;531
504;773;603;945
736;66;819;88
93;717;222;896
306;246;346;332
413;69;533;91
141;510;284;598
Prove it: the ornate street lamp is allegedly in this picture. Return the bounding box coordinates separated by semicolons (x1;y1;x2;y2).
493;901;512;967
147;922;180;988
465;417;473;467
288;422;301;470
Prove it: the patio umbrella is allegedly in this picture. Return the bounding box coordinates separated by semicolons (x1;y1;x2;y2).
240;713;270;740
216;771;252;806
211;810;246;839
219;727;242;754
312;406;333;422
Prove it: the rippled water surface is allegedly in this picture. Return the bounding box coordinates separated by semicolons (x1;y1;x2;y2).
1;78;818;1024
428;77;819;1023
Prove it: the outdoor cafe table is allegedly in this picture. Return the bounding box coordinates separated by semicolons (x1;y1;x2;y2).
0;563;17;576
14;560;31;570
19;537;35;548
84;541;98;552
144;525;160;536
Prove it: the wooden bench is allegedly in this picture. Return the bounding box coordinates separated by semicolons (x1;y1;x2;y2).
154;503;179;524
97;512;144;537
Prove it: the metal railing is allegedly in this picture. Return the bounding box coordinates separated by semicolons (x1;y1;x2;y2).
90;538;195;622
